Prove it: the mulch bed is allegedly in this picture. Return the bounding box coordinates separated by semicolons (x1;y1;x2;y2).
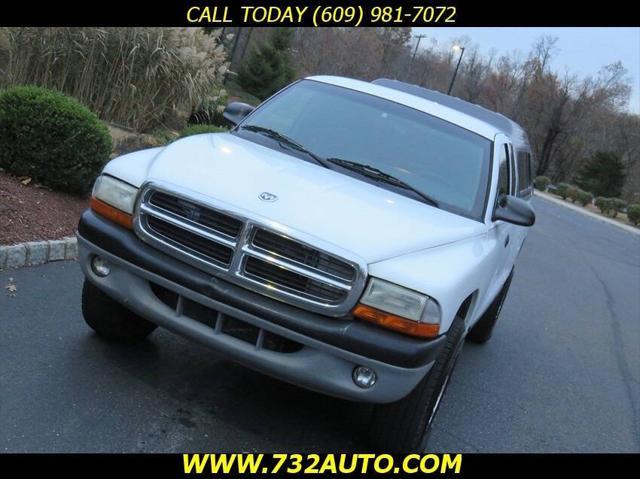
0;171;89;245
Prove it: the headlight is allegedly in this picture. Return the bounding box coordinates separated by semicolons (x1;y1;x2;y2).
354;278;441;338
90;175;138;229
92;175;138;214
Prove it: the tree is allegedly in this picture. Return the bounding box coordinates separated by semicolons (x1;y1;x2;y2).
577;151;626;197
238;28;294;100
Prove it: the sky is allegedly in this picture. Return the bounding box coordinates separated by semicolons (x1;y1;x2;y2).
413;27;640;113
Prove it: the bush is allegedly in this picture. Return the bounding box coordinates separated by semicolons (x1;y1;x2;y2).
575;189;593;207
594;197;626;217
610;198;627;217
627;204;640;226
566;185;580;203
534;176;551;191
238;28;294;100
556;183;571;200
2;28;229;131
595;197;613;215
0;86;111;194
179;124;227;138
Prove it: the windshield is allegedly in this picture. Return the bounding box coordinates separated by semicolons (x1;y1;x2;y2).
236;79;492;221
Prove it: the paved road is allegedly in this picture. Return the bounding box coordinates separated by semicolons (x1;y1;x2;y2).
1;197;639;452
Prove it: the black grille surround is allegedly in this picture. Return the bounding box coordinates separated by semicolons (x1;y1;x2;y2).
252;229;356;282
149;191;243;239
134;184;366;316
147;215;234;267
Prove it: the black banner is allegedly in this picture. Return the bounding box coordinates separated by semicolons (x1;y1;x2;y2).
0;0;637;27
0;453;637;477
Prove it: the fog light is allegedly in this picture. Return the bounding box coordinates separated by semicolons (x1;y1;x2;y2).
352;366;377;389
91;256;111;277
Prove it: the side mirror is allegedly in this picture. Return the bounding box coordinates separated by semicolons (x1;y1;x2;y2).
493;195;536;227
223;101;254;126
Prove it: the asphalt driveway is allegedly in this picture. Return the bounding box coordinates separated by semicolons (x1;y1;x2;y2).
1;196;639;452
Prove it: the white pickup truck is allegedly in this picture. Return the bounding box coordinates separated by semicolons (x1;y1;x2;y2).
77;76;535;451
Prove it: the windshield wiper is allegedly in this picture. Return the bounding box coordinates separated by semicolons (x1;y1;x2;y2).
240;125;332;169
326;158;439;207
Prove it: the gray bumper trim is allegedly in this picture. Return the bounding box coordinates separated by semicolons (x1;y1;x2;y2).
78;237;433;403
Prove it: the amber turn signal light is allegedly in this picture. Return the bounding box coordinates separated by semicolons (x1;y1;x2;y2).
90;197;133;230
353;304;440;338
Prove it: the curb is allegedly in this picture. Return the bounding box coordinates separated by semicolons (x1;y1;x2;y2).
535;191;640;236
0;236;78;271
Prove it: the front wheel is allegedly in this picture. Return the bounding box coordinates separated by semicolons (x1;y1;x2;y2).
82;279;157;344
368;318;465;452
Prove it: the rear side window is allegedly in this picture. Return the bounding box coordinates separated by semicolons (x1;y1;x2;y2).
516;151;533;197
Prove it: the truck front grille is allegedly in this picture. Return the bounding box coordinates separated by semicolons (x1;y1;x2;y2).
134;185;365;316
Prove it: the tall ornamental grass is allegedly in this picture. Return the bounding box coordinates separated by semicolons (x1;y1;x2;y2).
0;28;229;131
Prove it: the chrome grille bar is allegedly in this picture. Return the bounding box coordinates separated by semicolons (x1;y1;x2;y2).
133;182;368;316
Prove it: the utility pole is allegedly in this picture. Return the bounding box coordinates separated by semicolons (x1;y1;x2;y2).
447;45;465;95
239;27;254;62
229;27;243;65
406;34;427;79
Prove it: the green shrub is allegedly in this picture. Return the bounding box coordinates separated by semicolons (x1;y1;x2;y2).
610;198;627;216
566;185;580;203
594;197;625;217
179;124;227;138
575;189;593;207
0;86;111;194
556;183;571;200
595;197;613;215
627;204;640;226
534;176;551;191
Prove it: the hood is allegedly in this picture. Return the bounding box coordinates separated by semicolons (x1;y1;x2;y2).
143;133;486;264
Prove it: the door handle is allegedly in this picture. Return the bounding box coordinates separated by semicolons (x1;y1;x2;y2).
504;235;510;247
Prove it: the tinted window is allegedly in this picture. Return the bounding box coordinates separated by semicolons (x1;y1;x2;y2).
517;151;532;197
496;144;510;199
237;80;492;221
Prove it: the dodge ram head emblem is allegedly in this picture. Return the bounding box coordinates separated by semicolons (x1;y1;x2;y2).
259;192;278;202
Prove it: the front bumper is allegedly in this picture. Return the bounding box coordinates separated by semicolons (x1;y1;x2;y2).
78;210;445;403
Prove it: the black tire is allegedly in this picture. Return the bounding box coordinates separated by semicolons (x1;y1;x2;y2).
466;271;513;344
368;318;465;452
81;279;157;344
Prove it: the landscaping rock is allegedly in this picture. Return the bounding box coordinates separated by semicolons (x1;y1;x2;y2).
4;244;27;269
65;238;78;260
48;240;67;261
25;241;48;266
